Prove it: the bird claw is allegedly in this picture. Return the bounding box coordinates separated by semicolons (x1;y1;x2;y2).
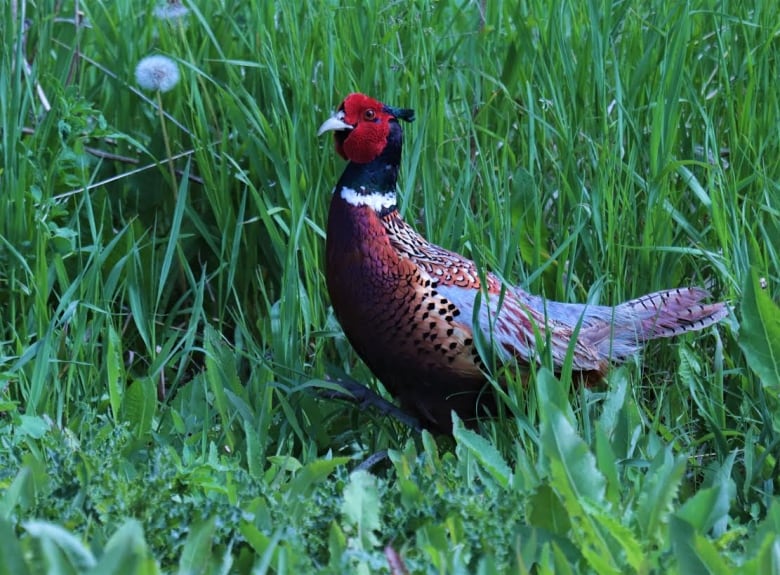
318;375;422;432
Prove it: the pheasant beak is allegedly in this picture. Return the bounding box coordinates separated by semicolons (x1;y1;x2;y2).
317;110;353;136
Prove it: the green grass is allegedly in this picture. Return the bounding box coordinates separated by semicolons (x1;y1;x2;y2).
1;0;779;572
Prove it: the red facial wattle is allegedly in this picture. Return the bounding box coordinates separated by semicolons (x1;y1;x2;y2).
330;93;394;164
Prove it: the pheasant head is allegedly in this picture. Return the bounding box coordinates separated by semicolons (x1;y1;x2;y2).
318;93;415;163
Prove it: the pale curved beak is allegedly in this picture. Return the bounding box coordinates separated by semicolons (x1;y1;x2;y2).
317;110;353;136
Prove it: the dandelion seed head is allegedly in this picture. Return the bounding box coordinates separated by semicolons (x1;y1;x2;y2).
135;55;180;92
153;1;190;23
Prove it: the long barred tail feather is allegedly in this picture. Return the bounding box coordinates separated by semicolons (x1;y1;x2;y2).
516;286;729;367
617;287;729;338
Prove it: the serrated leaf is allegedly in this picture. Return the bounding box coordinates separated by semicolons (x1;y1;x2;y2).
244;419;264;480
739;268;780;391
453;413;512;488
540;403;617;572
635;447;687;542
123;378;156;439
204;324;240;449
106;324;124;422
585;501;644;572
341;470;381;550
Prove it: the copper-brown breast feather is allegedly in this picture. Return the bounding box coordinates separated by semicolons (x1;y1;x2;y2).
327;205;485;386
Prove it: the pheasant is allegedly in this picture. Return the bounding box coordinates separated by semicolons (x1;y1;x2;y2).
318;93;728;433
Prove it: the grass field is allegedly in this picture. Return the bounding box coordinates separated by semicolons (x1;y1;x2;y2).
2;0;779;572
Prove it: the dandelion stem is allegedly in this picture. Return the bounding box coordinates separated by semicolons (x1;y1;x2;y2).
156;91;178;200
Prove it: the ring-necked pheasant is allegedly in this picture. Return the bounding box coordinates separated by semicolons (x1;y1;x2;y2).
318;93;728;433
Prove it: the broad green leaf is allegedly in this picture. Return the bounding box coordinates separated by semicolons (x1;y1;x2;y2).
170;407;186;434
739;268;780;391
514;526;581;574
16;414;50;439
739;539;780;575
177;517;216;575
328;522;347;571
594;424;620;505
388;443;415;480
740;501;780;574
341;470;381;550
397;477;423;508
417;523;450;570
476;554;500;575
238;521;280;567
704;451;737;537
268;455;303;473
670;516;733;575
746;500;780;558
536;368;576;425
550;542;577;575
599;368;628;438
0;516;30;575
676;477;735;535
421;429;441;470
527;484;571;535
24;520;97;571
286;457;350;498
578;540;622;575
88;520;155;575
37;540;79;575
1;456;49;518
453;413;513;488
541;404;606;504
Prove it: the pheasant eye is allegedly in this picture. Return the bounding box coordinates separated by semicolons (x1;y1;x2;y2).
363;109;376;121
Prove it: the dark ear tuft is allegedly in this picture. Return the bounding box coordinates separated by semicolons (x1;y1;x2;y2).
385;105;416;123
